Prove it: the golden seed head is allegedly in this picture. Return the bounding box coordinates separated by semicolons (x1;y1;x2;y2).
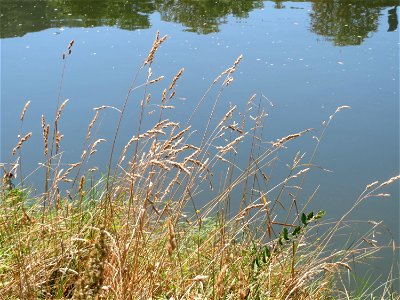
12;132;32;155
20;100;30;121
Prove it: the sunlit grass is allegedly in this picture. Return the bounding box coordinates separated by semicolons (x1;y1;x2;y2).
1;32;398;299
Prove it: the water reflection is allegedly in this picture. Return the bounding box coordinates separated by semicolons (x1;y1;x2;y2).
310;2;381;46
0;0;155;37
273;0;286;9
0;0;264;37
310;1;398;46
0;0;398;44
388;5;398;32
155;0;264;34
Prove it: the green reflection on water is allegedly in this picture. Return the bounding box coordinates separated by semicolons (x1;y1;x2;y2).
0;0;398;45
310;2;395;46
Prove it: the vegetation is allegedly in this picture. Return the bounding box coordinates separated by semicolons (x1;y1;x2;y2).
1;33;399;299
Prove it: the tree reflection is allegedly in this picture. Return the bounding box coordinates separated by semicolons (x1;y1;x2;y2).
0;0;397;45
154;0;264;34
388;5;398;32
273;1;286;9
310;1;382;46
0;1;56;38
0;0;263;38
0;0;156;38
49;0;155;30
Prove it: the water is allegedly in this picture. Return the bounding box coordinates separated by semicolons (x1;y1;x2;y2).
1;0;399;291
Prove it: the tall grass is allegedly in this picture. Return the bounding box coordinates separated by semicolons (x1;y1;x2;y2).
1;32;398;299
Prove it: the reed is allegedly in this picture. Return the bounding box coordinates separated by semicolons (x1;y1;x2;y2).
0;33;398;299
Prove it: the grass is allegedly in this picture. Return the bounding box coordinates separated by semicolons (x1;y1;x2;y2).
1;32;399;299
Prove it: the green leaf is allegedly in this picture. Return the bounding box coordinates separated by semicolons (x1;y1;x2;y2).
283;228;289;240
315;210;325;220
292;226;301;236
251;241;257;255
253;258;259;273
262;246;270;263
307;211;314;220
301;213;307;225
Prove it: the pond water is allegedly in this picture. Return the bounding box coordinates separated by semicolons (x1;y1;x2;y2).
1;0;399;290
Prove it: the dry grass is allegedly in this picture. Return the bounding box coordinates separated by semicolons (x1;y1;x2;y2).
0;32;398;300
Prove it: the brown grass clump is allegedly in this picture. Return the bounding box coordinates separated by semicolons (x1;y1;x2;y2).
73;227;108;300
0;33;398;300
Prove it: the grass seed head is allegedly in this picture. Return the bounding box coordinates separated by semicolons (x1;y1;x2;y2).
169;68;184;91
217;264;228;297
55;99;69;124
12;132;32;155
20;100;30;121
